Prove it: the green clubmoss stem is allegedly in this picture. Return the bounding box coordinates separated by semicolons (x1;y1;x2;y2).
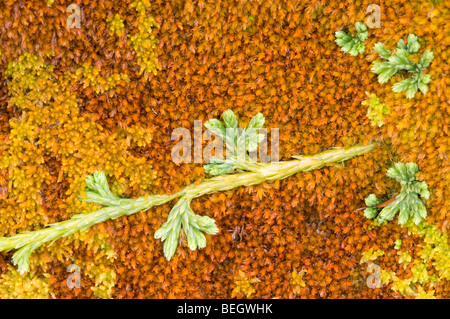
0;143;375;273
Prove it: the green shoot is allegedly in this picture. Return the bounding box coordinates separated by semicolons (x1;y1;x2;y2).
371;34;434;99
203;110;265;176
364;162;430;225
335;22;368;56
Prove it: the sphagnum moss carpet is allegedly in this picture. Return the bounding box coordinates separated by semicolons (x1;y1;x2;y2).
0;0;449;299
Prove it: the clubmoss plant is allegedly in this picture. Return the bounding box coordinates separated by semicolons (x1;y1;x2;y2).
0;110;376;273
364;162;430;225
335;22;368;56
371;34;434;99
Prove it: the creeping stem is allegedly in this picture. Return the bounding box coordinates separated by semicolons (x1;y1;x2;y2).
0;143;375;273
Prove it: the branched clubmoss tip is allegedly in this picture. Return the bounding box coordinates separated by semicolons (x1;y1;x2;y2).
335;22;368;56
371;34;434;99
364;162;430;225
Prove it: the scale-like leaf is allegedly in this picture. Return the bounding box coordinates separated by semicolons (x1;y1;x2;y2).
419;50;434;69
223;110;238;129
374;42;392;60
405;81;418;99
392;78;413;93
205;118;226;139
355;22;368;42
406;34;420;54
365;194;382;207
247;113;265;130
